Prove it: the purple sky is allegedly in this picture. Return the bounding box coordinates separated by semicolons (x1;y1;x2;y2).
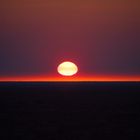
0;0;140;77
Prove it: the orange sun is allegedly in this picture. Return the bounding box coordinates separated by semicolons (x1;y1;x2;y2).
57;61;78;76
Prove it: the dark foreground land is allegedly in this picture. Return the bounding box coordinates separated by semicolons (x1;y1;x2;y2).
0;82;140;139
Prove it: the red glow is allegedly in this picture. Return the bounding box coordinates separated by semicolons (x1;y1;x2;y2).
0;75;140;82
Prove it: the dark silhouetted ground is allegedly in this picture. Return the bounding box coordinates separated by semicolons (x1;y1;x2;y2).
0;82;140;139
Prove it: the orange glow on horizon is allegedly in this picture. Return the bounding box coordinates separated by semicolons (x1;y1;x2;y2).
0;75;140;82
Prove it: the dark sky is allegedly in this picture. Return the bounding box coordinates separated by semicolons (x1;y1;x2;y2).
0;0;140;77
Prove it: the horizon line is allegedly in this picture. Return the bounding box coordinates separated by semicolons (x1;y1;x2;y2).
0;75;140;82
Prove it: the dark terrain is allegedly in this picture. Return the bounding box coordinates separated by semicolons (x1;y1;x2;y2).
0;82;140;139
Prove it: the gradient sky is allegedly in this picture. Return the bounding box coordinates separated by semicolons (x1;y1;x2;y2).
0;0;140;78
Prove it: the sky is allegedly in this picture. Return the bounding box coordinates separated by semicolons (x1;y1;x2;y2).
0;0;140;79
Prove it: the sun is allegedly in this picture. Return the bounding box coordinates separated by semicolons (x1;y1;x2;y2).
57;61;78;76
